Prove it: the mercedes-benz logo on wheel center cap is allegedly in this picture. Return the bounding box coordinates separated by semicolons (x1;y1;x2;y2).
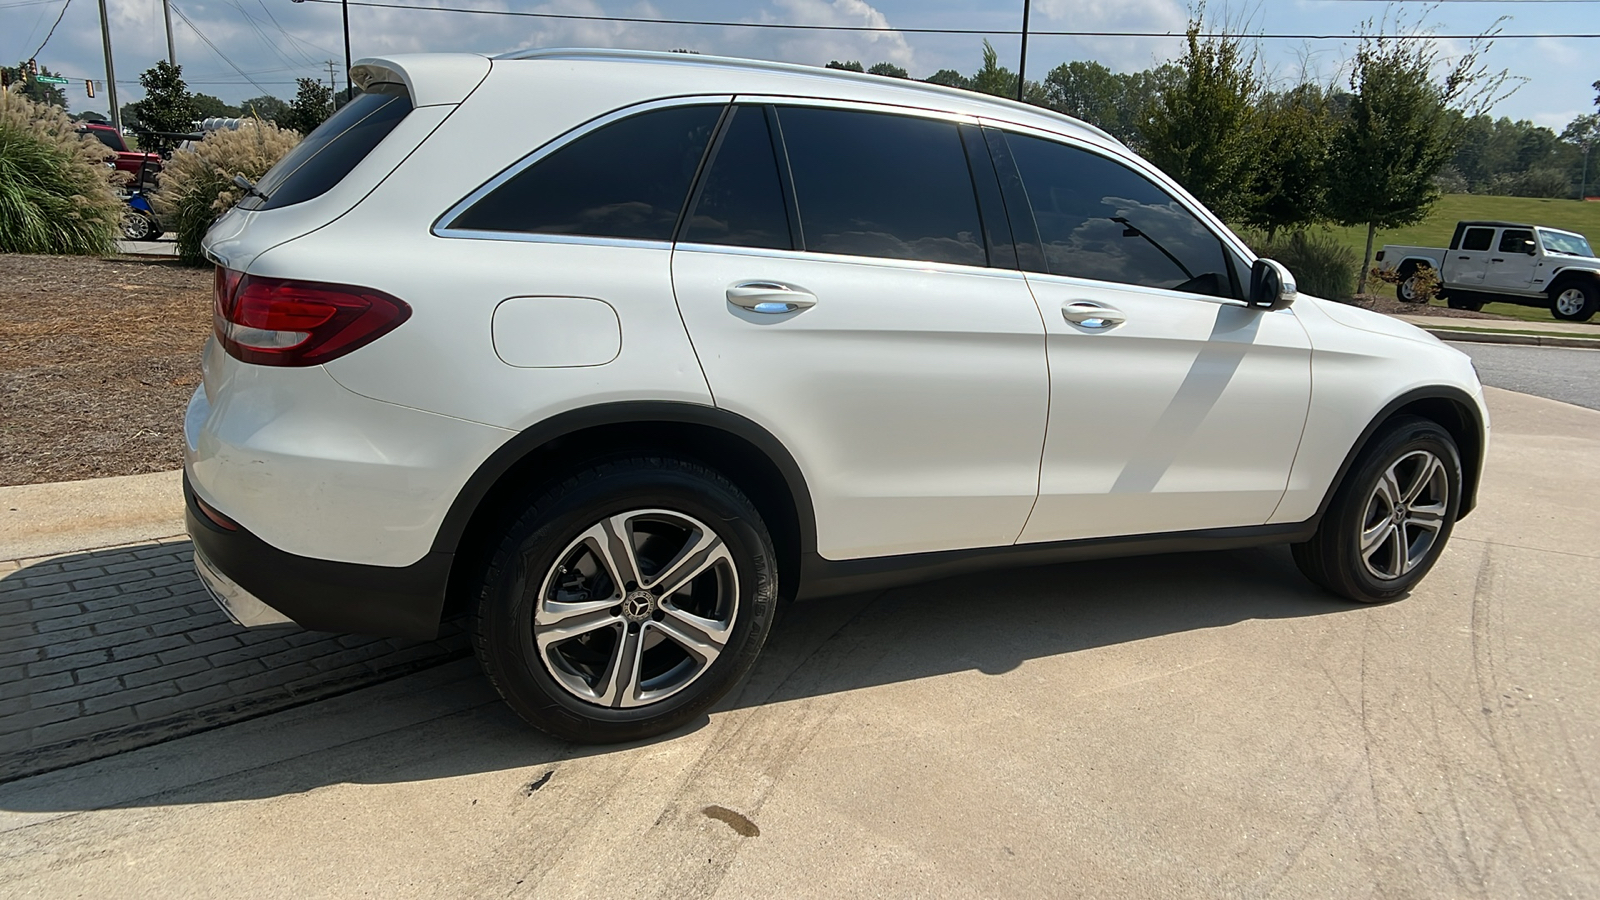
623;591;653;621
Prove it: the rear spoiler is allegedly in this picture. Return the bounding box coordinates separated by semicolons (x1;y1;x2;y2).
349;54;491;108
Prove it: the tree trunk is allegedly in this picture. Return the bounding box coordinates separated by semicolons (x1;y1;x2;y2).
1357;221;1377;296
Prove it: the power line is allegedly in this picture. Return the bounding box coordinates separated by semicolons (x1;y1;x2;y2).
170;3;275;94
292;0;1600;39
27;0;71;59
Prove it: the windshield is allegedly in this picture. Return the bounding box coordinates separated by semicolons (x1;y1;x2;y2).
1538;229;1594;258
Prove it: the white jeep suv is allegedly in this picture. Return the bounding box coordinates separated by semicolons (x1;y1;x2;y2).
186;49;1489;742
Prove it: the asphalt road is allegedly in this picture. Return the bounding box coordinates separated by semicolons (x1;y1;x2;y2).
1;386;1596;898
1452;341;1600;411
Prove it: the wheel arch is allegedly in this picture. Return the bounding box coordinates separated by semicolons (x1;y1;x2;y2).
1547;267;1600;295
1317;386;1486;525
433;402;817;617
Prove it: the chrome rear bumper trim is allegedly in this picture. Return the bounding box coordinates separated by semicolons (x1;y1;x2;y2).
194;547;297;628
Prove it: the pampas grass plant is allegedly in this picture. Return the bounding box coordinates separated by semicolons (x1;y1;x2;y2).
153;120;300;265
0;86;124;255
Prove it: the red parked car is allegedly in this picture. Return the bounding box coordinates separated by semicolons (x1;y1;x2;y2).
79;122;162;186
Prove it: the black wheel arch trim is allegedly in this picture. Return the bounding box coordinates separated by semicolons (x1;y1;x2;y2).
1313;385;1486;525
429;400;821;559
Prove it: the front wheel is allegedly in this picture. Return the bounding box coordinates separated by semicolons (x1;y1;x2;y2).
473;457;778;743
120;209;157;241
1292;416;1462;603
1551;282;1598;322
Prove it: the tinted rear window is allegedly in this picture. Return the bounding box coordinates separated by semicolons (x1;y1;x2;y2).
450;104;723;242
1499;229;1534;253
777;106;986;267
681;106;792;250
244;86;412;211
1461;228;1494;252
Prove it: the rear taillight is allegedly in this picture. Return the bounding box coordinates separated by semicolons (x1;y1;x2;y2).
212;266;411;367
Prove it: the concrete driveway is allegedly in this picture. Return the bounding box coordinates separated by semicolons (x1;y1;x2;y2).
0;385;1596;898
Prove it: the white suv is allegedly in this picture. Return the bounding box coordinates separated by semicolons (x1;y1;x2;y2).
187;49;1488;742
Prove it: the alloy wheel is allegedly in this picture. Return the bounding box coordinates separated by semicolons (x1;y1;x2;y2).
1556;288;1587;317
531;509;738;709
1358;450;1450;580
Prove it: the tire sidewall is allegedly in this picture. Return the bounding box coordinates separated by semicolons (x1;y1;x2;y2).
478;462;776;741
1551;281;1598;322
1326;419;1463;601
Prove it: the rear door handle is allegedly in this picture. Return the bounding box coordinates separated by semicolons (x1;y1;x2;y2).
727;282;817;314
1062;301;1125;329
1458;256;1472;260
1491;258;1505;263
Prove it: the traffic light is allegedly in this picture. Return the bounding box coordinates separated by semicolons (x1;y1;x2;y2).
85;79;94;98
27;58;37;76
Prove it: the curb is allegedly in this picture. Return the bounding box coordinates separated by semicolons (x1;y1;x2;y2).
1423;328;1600;350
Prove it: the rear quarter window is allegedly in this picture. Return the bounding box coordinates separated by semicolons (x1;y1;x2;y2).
241;85;412;211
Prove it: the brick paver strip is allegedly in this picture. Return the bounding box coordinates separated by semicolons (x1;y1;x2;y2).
0;539;467;782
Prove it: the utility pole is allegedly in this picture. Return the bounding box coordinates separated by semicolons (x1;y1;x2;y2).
325;60;338;103
162;0;176;65
341;0;352;103
1016;0;1031;102
97;0;120;132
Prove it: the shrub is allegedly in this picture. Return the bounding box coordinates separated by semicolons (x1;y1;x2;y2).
1243;229;1359;302
0;86;123;255
153;120;300;265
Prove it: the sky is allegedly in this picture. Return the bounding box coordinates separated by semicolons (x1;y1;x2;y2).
4;0;1596;131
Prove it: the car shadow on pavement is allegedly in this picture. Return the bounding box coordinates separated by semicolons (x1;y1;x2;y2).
0;540;1358;812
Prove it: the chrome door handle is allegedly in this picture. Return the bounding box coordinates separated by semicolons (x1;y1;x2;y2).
1062;301;1126;329
727;282;817;314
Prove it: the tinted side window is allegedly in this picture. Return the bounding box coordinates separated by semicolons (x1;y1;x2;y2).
451;104;722;242
1006;132;1235;298
777;107;986;267
1499;229;1534;253
249;87;412;211
681;106;791;250
1461;228;1494;252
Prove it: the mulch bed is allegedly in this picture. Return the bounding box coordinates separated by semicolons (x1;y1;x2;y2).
1;253;211;487
1348;294;1519;320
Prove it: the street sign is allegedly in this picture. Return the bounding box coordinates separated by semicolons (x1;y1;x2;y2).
34;75;69;84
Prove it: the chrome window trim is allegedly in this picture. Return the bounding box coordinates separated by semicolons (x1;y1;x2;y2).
982;117;1257;266
1020;267;1292;314
432;94;733;243
734;93;982;127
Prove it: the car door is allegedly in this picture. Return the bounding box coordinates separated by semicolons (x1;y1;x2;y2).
985;127;1313;543
1449;227;1496;286
1483;227;1539;292
671;103;1049;560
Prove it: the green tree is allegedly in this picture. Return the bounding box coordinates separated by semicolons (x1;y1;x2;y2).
1042;61;1181;148
825;60;864;73
1327;21;1511;293
924;69;970;90
3;62;69;109
278;78;332;135
128;61;198;153
238;94;290;123
1139;12;1261;220
867;62;909;79
1244;83;1335;239
191;93;241;120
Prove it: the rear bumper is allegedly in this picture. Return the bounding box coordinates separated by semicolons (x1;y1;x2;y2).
185;474;453;640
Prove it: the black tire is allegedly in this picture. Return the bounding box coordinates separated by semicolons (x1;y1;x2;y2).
1292;416;1462;603
1395;264;1431;304
1550;280;1598;322
473;456;778;743
120;210;156;241
1445;294;1484;312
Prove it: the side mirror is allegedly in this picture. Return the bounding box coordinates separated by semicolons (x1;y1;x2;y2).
1249;258;1297;310
1525;241;1538;256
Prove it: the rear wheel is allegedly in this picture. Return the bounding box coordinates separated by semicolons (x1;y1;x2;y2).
120;209;156;241
1292;416;1461;603
1551;281;1598;322
473;457;778;743
1396;265;1432;304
